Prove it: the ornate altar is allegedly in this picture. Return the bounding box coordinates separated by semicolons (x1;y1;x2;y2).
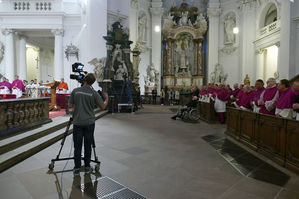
162;1;207;89
100;21;140;112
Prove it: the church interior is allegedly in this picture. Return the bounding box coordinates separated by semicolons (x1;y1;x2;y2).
0;0;299;198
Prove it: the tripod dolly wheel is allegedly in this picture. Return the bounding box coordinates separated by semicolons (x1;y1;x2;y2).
94;164;100;173
48;162;55;170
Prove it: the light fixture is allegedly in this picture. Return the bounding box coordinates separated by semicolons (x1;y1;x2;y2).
233;27;239;34
154;25;161;33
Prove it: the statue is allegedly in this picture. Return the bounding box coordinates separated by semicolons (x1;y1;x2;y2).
144;64;159;88
111;44;122;71
163;13;175;31
89;57;106;82
224;14;235;44
138;13;147;42
115;62;128;80
210;64;228;84
244;74;250;85
180;11;189;26
0;42;4;64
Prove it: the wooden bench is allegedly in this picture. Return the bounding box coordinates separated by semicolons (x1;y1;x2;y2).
226;107;299;174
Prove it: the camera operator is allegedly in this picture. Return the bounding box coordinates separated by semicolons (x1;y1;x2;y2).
69;73;109;175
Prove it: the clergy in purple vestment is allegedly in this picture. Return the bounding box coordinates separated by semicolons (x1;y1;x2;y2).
0;77;12;90
230;83;240;99
258;78;279;116
237;85;254;110
275;79;297;119
11;75;25;92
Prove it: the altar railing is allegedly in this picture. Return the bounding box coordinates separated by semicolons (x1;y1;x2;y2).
0;97;51;137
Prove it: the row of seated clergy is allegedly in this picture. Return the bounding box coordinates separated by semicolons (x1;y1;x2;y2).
233;78;299;120
197;79;299;123
0;75;25;98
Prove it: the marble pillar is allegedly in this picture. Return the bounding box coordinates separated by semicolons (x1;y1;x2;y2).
195;39;203;76
207;2;221;83
51;29;64;80
150;0;163;94
19;36;27;80
2;29;15;82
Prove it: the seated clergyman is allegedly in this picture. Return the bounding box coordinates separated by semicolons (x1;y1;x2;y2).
275;79;298;119
258;78;279;116
291;81;299;120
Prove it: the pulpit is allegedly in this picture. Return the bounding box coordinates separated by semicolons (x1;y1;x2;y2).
44;81;60;111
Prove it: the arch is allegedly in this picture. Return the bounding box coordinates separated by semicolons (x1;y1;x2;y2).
257;1;280;30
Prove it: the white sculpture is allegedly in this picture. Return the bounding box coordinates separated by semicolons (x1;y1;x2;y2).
224;14;236;44
115;62;128;80
163;13;175;30
0;42;4;64
180;11;189;26
138;13;147;42
89;57;106;82
210;64;228;84
144;63;159;87
111;44;122;71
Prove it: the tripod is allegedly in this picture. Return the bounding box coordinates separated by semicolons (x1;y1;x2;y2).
48;117;101;173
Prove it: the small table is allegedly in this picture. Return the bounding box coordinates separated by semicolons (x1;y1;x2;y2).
118;103;133;113
0;94;17;99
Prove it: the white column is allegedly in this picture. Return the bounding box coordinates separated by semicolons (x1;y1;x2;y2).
150;0;163;94
19;36;27;80
2;29;15;82
207;1;221;83
255;49;265;81
278;0;291;79
52;29;64;80
129;0;138;47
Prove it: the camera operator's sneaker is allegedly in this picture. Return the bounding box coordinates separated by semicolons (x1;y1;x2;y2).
85;166;91;174
73;168;80;176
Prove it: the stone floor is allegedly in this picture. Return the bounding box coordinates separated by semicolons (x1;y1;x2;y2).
0;105;299;199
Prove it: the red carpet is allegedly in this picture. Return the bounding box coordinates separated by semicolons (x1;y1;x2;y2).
49;109;66;119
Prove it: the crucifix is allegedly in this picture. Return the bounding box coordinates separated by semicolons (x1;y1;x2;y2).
35;56;40;97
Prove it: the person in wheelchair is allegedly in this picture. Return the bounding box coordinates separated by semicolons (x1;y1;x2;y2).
171;87;199;120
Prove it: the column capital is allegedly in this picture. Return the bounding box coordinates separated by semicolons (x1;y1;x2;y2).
207;8;222;17
2;29;14;36
51;29;64;36
150;7;164;17
130;0;138;9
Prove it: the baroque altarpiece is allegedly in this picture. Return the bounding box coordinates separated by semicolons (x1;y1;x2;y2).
162;1;207;89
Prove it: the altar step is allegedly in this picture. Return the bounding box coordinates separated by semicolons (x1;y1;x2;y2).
0;110;108;173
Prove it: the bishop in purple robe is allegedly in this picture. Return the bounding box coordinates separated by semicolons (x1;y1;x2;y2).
258;78;279;116
237;85;254;110
275;79;298;119
11;75;25;92
230;83;240;99
0;77;12;90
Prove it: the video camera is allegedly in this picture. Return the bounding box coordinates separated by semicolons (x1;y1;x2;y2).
70;62;88;84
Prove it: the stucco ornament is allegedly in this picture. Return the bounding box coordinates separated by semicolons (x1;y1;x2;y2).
65;43;79;60
0;42;4;64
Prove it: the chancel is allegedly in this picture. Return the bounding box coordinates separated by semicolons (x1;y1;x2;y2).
0;0;299;199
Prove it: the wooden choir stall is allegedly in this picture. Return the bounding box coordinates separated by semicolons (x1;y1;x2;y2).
226;107;299;174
